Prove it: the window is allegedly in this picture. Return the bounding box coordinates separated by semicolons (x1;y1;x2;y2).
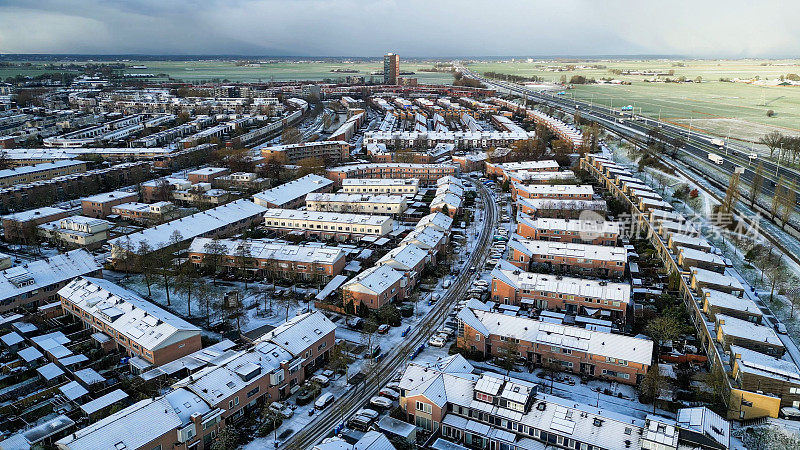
234;397;239;406
247;387;260;398
790;387;800;395
416;401;432;414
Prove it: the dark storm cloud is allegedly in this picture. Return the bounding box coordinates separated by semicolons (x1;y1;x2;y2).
0;0;798;56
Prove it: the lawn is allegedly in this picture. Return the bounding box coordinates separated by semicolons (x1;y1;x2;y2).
467;59;800;141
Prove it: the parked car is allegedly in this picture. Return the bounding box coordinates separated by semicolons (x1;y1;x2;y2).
356;408;380;420
377;324;391;334
315;392;335;409
379;388;400;400
431;293;441;302
442;279;452;289
428;336;446;347
347;317;364;329
310;375;330;387
369;396;393;409
348;415;373;431
269;401;294;418
776;323;788;334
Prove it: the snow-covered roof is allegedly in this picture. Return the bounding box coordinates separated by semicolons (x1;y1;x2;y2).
253;174;333;206
678;247;725;265
492;262;630;304
342;178;419;187
189;237;344;265
489;160;560;172
715;314;783;348
416;212;453;233
730;345;800;383
0;160;85;180
676;407;730;449
37;362;64;381
263;208;393;227
342;264;403;295
510;236;627;264
57;388;208;450
109;199;267;252
517;215;620;236
459;307;652;365
703;289;760;316
377;244;429;272
400;226;445;251
306;192;406;205
690;267;744;291
515;183;594;197
0;249;100;302
59;381;89;401
255;311;336;357
517;196;607;212
187;167;228;176
0;331;23;347
58;277;200;352
1;206;68;223
81;190;137;204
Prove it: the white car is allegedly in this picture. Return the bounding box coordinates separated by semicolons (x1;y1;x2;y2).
369;396;393;409
428;336;446;347
355;408;380;420
474;279;489;287
269;401;294;418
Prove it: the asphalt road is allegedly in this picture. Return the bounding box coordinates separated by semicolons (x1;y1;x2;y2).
282;181;498;449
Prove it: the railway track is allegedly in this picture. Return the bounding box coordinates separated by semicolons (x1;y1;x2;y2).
283;183;498;449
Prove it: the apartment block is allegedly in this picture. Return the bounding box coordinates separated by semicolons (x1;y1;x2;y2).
258;140;351;164
306;192;407;215
326;163;458;187
513;183;594;201
111;201;174;223
188;237;346;280
263;209;394;239
509;236;627;277
0;160;86;188
517;196;607;220
515;214;619;246
341;178;419;196
491;260;630;320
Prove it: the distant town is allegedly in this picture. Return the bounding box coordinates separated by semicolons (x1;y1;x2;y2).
0;48;798;450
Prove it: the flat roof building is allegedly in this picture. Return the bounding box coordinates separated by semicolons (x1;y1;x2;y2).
263;208;394;239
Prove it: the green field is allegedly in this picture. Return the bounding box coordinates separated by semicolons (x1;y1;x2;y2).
467;60;800;142
0;60;454;84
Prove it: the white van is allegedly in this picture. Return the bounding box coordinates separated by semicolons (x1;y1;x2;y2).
315;392;335;409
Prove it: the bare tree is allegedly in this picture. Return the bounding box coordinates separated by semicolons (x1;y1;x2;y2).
234;241;256;290
749;162;765;205
203;238;227;285
135;240;155;297
759;131;784;160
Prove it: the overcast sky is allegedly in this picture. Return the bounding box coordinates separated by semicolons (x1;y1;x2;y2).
1;0;798;57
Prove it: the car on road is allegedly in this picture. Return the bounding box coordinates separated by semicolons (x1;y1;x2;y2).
428;335;446;347
377;324;391;334
269;401;294;418
315;392;335;409
379;388;400;400
369;396;393;409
